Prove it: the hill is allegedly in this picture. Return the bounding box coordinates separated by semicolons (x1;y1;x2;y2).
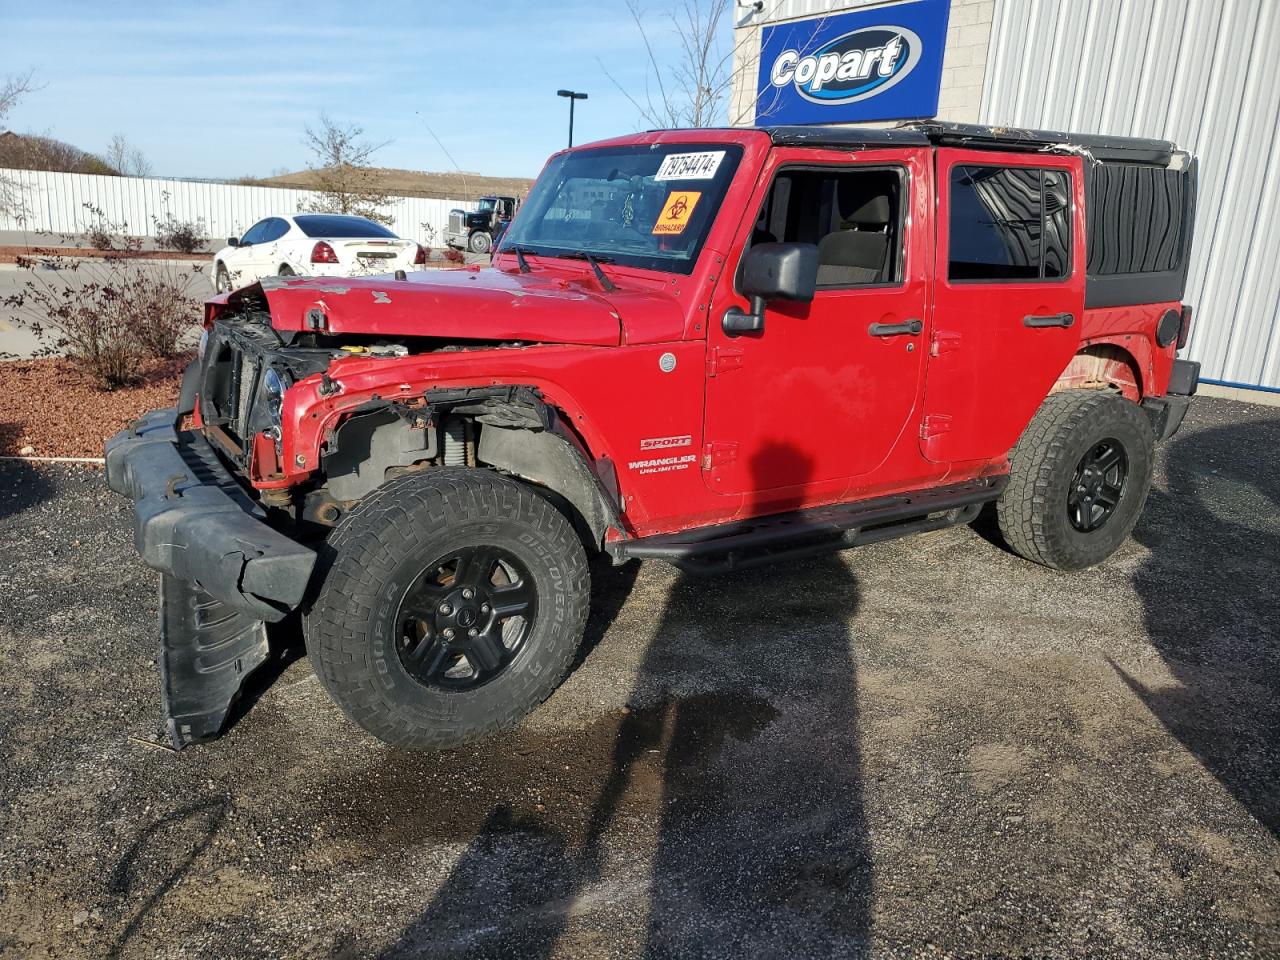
0;131;119;175
252;167;535;202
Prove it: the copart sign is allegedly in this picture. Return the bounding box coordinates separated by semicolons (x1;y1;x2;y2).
754;0;951;125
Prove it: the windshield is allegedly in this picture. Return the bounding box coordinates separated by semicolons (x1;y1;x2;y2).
499;143;743;274
476;198;497;212
294;215;398;239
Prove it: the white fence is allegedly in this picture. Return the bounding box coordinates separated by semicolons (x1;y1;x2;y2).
0;168;472;248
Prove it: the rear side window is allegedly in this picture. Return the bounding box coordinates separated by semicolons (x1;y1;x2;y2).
1086;163;1185;275
949;166;1072;282
293;215;398;239
261;218;290;242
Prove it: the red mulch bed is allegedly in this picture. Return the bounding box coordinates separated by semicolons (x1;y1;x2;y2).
0;356;191;458
0;245;210;264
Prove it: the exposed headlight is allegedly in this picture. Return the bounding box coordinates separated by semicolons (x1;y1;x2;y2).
263;367;289;424
198;328;210;361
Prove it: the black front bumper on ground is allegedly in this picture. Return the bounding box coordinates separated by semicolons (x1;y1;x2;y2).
105;408;316;748
105;408;314;621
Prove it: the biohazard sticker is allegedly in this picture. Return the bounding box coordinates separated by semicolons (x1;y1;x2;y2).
655;150;726;181
653;192;701;235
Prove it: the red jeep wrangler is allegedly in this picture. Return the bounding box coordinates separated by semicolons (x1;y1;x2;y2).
107;122;1200;749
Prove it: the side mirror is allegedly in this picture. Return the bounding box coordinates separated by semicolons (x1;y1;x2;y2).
227;237;240;247
723;242;819;335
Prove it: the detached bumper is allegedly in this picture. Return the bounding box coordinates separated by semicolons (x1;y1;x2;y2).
105;409;315;622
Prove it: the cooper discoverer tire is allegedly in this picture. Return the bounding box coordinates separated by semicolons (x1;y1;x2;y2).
997;390;1155;571
304;468;590;749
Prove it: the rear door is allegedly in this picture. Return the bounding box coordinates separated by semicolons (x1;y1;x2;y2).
920;149;1085;463
702;147;931;496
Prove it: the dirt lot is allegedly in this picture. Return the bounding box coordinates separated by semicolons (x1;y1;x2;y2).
0;398;1277;959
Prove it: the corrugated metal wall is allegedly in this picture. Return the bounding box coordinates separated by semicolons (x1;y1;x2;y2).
0;168;472;248
979;0;1280;391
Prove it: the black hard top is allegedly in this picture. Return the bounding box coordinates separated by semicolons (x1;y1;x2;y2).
763;121;1183;165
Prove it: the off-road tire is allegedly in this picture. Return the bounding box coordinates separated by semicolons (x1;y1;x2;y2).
468;231;491;254
997;390;1155;571
304;468;590;749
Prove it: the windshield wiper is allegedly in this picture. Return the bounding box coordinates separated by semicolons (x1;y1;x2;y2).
556;252;617;293
506;244;532;274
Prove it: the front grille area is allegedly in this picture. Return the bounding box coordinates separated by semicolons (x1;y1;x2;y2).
202;332;262;449
448;210;464;234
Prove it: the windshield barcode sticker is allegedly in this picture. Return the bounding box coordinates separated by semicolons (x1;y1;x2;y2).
655;151;725;181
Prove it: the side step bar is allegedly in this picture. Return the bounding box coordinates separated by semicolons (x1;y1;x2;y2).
610;475;1007;575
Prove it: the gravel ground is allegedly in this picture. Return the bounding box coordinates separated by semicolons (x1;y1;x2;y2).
0;397;1277;959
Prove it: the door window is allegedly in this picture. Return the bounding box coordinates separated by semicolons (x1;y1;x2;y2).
751;167;904;288
261;218;290;242
948;166;1071;282
239;219;272;245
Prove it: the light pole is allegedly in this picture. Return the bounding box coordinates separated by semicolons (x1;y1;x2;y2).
556;89;588;148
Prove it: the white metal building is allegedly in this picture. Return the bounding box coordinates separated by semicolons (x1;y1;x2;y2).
731;0;1280;396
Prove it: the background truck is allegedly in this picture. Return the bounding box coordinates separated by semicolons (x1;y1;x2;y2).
444;194;519;254
107;122;1199;750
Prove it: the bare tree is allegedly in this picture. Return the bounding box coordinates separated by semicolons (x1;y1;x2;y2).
0;70;37;219
603;0;739;128
300;113;394;225
105;133;154;177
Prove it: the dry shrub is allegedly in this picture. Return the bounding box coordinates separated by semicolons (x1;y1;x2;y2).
3;254;204;389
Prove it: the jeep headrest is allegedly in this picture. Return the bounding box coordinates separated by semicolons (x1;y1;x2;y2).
847;195;891;227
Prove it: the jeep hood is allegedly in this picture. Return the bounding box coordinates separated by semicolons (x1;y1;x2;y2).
221;268;681;347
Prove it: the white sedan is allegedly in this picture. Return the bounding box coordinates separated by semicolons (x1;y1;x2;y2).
212;214;427;292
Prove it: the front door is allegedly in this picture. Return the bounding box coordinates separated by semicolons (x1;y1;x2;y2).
702;148;931;498
920;149;1086;463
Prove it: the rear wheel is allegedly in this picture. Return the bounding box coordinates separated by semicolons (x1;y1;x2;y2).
997;390;1155;571
304;468;590;749
215;263;232;293
278;264;295;276
468;231;491;254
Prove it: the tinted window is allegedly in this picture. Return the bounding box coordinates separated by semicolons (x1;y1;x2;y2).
500;144;743;275
752;167;904;287
293;215;398;239
949;166;1072;282
1087;163;1185;275
239;219;272;245
261;217;290;242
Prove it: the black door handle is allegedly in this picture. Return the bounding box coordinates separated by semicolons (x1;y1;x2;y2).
868;318;923;337
1024;312;1074;328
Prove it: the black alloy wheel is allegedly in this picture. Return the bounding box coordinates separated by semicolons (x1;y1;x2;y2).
396;545;537;690
1067;438;1128;532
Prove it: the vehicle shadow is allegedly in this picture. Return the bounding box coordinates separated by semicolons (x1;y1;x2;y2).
1122;414;1280;838
380;443;873;957
0;454;54;522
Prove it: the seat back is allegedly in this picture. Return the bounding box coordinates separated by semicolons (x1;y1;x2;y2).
816;195;893;286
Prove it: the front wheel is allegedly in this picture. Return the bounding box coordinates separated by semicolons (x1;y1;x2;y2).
215;263;232;293
468;231;491;254
997;390;1155;571
304;468;590;749
278;264;295;277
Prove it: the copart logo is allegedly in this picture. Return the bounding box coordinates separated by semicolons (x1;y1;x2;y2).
769;26;922;104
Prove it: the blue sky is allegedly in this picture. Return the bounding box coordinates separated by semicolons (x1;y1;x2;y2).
0;0;717;179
